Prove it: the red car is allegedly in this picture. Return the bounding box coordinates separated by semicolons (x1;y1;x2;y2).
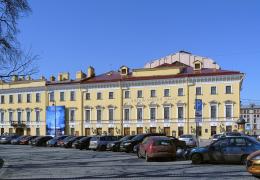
137;136;176;162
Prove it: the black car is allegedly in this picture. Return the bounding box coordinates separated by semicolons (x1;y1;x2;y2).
72;136;92;150
0;134;20;144
31;136;53;146
11;135;28;145
120;133;165;153
107;135;136;152
63;136;84;148
47;135;68;147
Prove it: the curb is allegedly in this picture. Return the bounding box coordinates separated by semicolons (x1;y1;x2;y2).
0;157;8;179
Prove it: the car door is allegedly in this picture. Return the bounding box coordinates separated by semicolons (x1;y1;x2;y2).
223;137;246;163
139;137;149;157
208;139;229;162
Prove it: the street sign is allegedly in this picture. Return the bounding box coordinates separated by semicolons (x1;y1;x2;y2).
195;99;202;123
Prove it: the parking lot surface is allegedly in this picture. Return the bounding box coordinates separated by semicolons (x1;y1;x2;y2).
0;145;257;180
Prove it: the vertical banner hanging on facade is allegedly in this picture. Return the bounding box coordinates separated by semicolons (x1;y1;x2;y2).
46;106;65;136
195;99;203;123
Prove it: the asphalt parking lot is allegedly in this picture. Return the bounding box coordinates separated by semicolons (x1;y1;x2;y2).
0;145;257;180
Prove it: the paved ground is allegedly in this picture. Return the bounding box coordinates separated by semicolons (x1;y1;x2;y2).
0;144;257;180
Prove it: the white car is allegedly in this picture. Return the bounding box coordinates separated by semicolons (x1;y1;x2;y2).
179;134;198;148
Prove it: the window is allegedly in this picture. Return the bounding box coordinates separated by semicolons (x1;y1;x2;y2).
85;93;90;100
150;90;156;97
36;93;40;102
0;95;4;104
18;94;22;103
211;126;216;136
124;91;130;99
225;105;232;119
27;94;31;103
0;112;4;123
178;107;184;120
26;111;30;123
178;127;184;136
210;105;217;119
60;92;65;101
164;107;170;120
124;109;130;121
9;111;13;122
137;90;143;98
97;109;102;121
85;109;90;122
97;92;102;100
70;109;75;122
137;108;143;120
17;111;22;123
195;63;201;70
150;107;156;120
70;128;75;135
196;87;202;95
70;91;75;101
211;86;217;95
49;92;54;102
36;128;40;136
178;88;184;96
9;95;13;104
254;119;256;124
109;92;114;99
164;89;170;97
109;109;114;121
36;111;40;122
226;86;232;94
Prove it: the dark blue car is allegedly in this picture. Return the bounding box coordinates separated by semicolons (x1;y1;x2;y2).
190;136;260;164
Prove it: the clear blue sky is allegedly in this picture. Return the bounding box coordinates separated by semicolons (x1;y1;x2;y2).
18;0;260;104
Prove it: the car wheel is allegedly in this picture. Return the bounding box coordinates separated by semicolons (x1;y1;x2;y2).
191;153;203;164
241;155;248;165
145;152;150;162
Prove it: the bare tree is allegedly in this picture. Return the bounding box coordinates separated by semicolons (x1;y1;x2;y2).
0;0;38;81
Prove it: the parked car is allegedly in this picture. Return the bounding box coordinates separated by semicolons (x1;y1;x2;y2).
20;136;38;145
46;135;68;147
120;133;165;153
137;136;176;162
0;134;19;144
31;136;53;146
89;136;118;151
57;136;74;147
221;132;242;137
63;136;84;148
246;150;260;177
190;136;260;164
11;135;28;145
72;136;92;150
107;135;136;152
179;134;198;148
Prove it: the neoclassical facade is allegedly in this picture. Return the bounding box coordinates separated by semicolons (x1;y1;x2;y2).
0;56;244;139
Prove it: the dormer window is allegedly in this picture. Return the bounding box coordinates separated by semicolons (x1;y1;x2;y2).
120;66;129;75
193;60;203;71
195;63;201;70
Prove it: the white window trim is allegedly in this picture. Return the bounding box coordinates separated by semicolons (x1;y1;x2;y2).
136;107;144;122
209;103;218;121
96;108;102;121
225;85;233;94
69;108;76;122
195;86;203;95
84;108;91;122
108;108;115;121
149;107;157;121
211;86;218;95
177;105;185;121
224;103;233;121
163;106;171;121
124;90;130;99
178;87;185;96
123;108;130;121
26;110;31;123
60;91;65;101
17;110;23;122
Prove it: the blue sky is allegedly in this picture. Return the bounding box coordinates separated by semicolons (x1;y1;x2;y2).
18;0;260;104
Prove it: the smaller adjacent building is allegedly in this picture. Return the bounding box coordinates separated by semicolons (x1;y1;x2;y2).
241;104;260;135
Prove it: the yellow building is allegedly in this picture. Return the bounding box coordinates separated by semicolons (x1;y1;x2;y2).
0;56;244;139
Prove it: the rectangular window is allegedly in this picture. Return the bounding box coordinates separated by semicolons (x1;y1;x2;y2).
225;105;232;118
27;94;31;103
137;108;143;120
18;94;22;103
49;92;54;102
196;87;202;95
97;109;102;121
124;91;130;99
17;111;22;123
36;128;40;136
178;107;184;120
178;88;184;96
9;95;13;104
0;95;4;104
150;90;156;97
164;107;170;120
211;86;217;95
26;111;30;123
150;107;156;120
124;109;130;121
0;112;4;123
85;109;90;122
97;92;102;100
109;92;114;99
70;110;75;122
60;92;65;101
36;93;40;102
85;93;90;100
178;127;184;137
109;109;114;121
70;91;75;101
164;89;170;97
211;105;217;119
9;111;13;122
211;126;217;136
226;86;232;94
36;111;40;122
137;90;143;98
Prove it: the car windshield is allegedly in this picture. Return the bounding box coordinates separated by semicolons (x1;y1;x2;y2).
213;134;220;138
180;135;192;138
119;135;133;141
80;137;90;142
132;134;145;141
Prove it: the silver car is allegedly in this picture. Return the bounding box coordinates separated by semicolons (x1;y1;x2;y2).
89;136;118;151
179;134;198;148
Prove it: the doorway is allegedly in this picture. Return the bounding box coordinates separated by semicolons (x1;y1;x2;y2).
15;128;24;136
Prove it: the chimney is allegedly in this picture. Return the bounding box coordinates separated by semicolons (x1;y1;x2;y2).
12;75;18;82
87;66;95;78
50;75;56;81
58;72;70;81
76;71;86;80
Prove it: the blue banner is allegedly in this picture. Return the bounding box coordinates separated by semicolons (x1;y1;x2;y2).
195;99;202;123
46;106;65;136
